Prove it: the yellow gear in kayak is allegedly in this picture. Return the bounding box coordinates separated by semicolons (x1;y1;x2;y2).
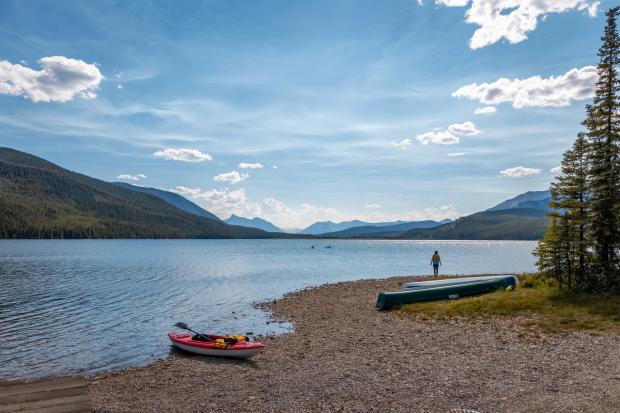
212;338;228;349
227;335;247;342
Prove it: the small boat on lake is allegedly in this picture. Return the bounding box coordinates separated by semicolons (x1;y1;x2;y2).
168;333;265;359
376;275;518;310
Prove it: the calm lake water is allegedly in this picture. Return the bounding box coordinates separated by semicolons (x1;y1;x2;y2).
0;239;537;379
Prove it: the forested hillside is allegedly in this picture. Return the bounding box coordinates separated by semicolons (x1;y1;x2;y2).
0;148;273;239
400;209;549;240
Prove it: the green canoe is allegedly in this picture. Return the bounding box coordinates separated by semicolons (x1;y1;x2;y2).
376;276;517;310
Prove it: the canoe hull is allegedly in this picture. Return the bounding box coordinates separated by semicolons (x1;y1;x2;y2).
402;275;519;290
168;333;265;359
376;276;517;310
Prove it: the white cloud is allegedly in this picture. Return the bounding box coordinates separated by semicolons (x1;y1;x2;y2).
153;148;212;162
238;162;264;169
0;56;104;102
416;130;459;145
169;186;204;198
365;204;382;210
416;121;479;146
448;121;480;136
367;205;462;223
169;186;342;228
170;185;463;228
272;165;278;169
448;152;466;157
436;0;469;6
453;66;597;109
500;166;542;177
170;186;259;218
474;106;497;115
391;138;413;149
433;1;600;49
550;166;563;173
213;171;249;184
117;173;146;181
414;205;460;221
259;198;343;228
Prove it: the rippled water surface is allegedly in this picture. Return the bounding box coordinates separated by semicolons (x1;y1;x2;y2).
0;239;537;379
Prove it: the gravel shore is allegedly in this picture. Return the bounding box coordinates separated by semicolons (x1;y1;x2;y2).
90;276;620;412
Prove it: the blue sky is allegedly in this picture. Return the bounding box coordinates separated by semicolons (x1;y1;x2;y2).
0;0;608;228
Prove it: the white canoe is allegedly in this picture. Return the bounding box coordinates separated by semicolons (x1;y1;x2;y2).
402;275;519;290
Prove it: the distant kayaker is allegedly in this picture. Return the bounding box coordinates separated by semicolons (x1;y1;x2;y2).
431;251;441;275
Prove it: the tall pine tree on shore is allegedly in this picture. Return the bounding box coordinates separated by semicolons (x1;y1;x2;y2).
537;7;620;292
549;134;590;289
584;6;620;290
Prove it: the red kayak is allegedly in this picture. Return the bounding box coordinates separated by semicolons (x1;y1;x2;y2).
168;333;265;359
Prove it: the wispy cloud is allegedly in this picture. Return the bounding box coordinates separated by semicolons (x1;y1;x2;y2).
453;66;597;109
116;173;146;181
213;171;249;184
474;106;497;115
417;121;479;145
0;56;104;102
435;1;469;6
447;121;480;136
391;138;412;149
364;203;382;210
417;130;459;145
238;162;264;169
448;152;466;157
153;148;212;162
550;166;562;173
500;166;542;178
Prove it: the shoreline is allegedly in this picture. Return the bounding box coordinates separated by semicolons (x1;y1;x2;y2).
88;275;620;412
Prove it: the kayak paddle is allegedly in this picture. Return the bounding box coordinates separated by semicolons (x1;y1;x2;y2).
174;322;212;341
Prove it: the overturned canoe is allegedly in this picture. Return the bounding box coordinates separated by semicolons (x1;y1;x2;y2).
401;275;519;290
376;276;517;310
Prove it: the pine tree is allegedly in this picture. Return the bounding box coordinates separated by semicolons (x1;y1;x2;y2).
535;215;562;282
583;7;620;290
549;134;590;289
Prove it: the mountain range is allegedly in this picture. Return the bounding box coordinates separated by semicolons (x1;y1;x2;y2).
0;147;552;240
318;220;451;238
298;219;452;235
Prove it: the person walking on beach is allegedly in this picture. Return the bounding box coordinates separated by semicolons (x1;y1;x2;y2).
431;251;441;275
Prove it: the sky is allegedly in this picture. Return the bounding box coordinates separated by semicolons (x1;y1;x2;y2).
0;0;609;229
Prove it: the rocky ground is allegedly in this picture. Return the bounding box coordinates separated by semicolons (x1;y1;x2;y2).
90;276;620;412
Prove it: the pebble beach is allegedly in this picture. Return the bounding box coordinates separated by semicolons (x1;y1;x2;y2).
89;276;620;412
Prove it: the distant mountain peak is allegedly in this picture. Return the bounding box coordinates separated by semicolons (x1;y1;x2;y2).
487;190;552;212
224;214;283;233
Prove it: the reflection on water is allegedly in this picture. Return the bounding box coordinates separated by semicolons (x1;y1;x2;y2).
0;239;536;379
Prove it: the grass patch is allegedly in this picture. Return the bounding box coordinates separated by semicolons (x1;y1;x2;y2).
399;274;620;334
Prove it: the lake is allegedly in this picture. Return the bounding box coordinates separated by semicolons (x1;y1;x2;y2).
0;239;537;379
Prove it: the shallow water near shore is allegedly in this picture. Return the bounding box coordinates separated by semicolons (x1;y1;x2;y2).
0;239;536;379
